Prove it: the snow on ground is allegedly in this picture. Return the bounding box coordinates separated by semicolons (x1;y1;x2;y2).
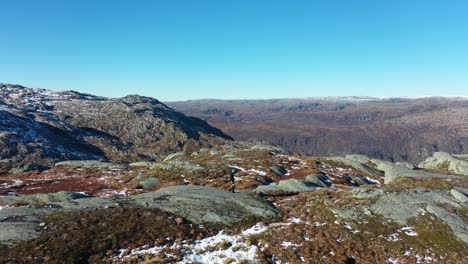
120;223;270;263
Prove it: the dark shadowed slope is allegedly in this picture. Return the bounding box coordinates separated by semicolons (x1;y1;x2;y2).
168;97;468;163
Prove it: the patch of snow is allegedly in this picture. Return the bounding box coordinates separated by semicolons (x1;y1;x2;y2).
248;169;266;176
400;226;418;236
387;257;399;263
364;176;380;184
281;241;301;248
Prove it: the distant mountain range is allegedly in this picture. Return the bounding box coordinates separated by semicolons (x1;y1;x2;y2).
0;83;232;174
168;97;468;163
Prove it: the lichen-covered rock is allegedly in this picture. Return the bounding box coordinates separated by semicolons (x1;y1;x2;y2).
324;157;381;177
132;185;279;226
55;160;126;169
139;177;160;189
382;164;462;184
254;179;316;195
157;160;204;171
419;152;468;176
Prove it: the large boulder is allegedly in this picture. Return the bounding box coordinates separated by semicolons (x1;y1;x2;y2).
131;185;279;226
270;165;287;176
156;160;204;171
419;152;468;176
254;179;316;195
382;164;462;184
305;173;332;188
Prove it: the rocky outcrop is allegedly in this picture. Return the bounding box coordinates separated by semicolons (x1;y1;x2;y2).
382;164;463;184
54;160;126;169
305;173;332;188
0;186;279;245
132;185;279;225
419;152;468;176
269;165;287;176
324;157;381;177
334;188;468;243
254;179;316;195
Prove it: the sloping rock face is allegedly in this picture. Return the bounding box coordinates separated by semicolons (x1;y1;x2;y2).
419;152;468;176
0;84;232;174
254;179;316;195
132;185;279;225
334;188;468;243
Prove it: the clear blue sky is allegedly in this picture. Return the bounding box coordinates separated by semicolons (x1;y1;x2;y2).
1;0;467;100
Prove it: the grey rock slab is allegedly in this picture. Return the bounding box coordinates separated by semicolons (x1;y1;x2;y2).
426;205;468;243
419;152;468;176
139;177;160;189
450;189;468;203
351;187;385;199
270;165;287;176
254;179;316;195
129;161;155;167
157;160;204;171
0;191;89;206
305;173;332;188
163;152;186;162
54;160;126;169
324;157;381;177
131;185;279;226
383;165;463;184
0;222;40;245
348;174;377;186
345;154;372;164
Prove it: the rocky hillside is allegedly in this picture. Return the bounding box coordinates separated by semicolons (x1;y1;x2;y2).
0;84;232;174
168;97;468;163
0;142;467;263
